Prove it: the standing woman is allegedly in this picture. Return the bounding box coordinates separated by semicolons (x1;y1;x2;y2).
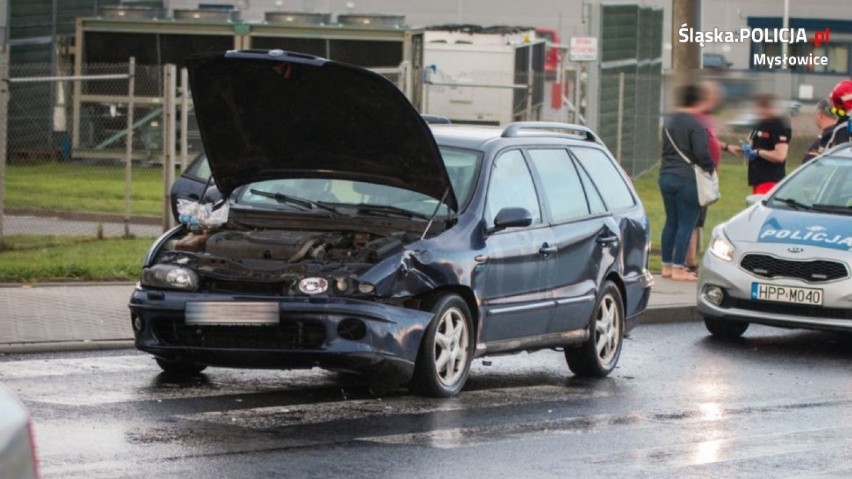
659;84;715;282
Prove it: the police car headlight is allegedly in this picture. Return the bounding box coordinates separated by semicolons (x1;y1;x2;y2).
709;230;735;262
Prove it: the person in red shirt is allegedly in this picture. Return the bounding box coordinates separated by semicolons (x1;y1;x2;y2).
733;94;791;194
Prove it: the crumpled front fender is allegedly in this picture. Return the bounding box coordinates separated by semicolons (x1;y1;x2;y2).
360;247;458;299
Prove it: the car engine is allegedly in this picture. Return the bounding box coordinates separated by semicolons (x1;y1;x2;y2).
150;228;407;295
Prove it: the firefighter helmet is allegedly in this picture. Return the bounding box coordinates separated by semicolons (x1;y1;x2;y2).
829;79;852;117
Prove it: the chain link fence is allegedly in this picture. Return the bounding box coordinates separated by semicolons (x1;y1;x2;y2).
596;70;663;179
3;57;660;242
4;60;200;239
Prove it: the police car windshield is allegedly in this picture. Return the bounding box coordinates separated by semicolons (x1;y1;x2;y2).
771;157;852;213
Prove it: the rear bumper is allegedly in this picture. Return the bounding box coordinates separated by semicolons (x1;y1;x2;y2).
624;269;654;331
129;287;432;383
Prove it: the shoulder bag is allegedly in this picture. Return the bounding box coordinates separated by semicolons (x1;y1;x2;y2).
664;128;720;207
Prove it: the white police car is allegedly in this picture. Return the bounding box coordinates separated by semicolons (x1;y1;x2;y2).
698;143;852;338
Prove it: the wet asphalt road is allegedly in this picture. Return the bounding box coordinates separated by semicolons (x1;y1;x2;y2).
2;321;852;478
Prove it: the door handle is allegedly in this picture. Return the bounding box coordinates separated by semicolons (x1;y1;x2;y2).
539;243;558;256
596;234;618;245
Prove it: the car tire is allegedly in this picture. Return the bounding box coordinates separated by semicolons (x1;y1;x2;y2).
565;281;624;378
155;357;207;376
411;294;474;398
704;317;749;339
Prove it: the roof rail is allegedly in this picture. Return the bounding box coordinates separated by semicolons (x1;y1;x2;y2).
501;122;601;144
421;114;453;125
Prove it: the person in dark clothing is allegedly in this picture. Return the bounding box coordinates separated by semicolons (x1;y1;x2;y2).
825;79;852;149
659;84;716;282
802;99;838;164
685;80;728;272
735;94;791;194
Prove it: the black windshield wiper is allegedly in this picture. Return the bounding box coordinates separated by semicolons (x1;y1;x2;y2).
812;203;852;215
249;189;340;215
354;203;430;220
773;197;813;211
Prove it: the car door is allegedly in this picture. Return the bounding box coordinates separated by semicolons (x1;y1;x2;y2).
526;147;603;332
571;145;636;276
478;149;556;343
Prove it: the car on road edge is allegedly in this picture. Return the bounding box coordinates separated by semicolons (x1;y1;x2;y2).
130;49;652;397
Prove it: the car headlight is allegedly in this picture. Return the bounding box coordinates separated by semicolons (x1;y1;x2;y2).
141;264;200;291
298;277;329;295
708;230;735;262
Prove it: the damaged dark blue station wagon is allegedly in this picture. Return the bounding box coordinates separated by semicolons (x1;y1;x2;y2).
129;50;652;397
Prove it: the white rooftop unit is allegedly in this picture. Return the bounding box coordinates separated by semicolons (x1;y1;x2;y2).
423;28;546;125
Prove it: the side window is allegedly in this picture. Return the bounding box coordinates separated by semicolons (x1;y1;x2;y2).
527;149;590;223
571;147;636;210
577;166;607;215
485;150;542;226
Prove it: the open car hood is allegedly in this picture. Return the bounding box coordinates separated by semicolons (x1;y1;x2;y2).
186;50;457;210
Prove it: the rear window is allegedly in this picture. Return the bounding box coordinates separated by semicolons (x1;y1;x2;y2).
570;147;636;211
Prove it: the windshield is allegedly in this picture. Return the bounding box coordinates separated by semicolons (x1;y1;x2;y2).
237;147;481;216
770;157;852;212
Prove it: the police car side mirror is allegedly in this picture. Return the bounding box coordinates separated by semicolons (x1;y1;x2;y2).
746;194;765;207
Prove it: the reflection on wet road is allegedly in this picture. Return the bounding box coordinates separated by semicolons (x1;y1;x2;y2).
2;322;852;478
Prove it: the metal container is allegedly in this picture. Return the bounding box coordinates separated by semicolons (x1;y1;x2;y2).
98;6;163;20
336;14;405;28
172;9;241;22
264;11;332;26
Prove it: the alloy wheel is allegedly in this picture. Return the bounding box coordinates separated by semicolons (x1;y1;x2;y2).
595;294;621;368
433;306;470;387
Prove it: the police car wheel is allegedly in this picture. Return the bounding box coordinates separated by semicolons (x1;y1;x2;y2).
704;317;749;339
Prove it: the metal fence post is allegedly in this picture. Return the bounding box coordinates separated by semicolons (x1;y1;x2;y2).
0;0;7;242
180;67;189;172
525;43;534;120
616;72;625;164
163;64;177;232
124;57;136;238
0;54;8;242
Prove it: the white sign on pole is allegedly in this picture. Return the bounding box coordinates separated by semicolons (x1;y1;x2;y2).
569;37;598;62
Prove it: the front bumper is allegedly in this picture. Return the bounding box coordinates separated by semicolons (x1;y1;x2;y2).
697;249;852;332
128;286;432;383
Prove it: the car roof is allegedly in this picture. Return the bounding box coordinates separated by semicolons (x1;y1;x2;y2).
429;122;605;151
430;124;504;149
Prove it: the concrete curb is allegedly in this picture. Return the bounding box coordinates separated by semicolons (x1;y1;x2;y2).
0;281;136;289
6;208;161;225
0;340;134;355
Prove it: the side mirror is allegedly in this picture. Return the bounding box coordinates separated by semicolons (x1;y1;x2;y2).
488;207;532;234
745;194;765;207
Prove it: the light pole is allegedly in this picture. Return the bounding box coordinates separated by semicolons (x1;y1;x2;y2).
671;0;701;89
